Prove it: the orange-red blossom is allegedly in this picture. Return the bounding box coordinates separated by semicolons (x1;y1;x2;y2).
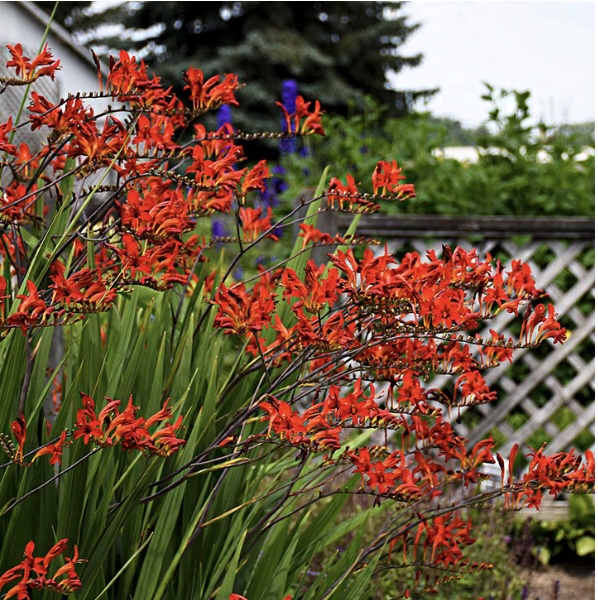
0;539;83;599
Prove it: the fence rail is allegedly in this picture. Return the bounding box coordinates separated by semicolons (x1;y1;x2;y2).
324;213;595;455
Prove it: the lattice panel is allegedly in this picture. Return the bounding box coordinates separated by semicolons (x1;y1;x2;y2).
370;235;595;456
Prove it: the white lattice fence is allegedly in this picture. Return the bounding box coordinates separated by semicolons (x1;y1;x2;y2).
329;214;595;455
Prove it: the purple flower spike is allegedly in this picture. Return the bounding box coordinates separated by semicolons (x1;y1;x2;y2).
281;79;298;154
217;104;233;129
282;79;298;115
211;219;228;239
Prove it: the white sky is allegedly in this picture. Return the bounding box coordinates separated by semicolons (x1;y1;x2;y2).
390;1;595;127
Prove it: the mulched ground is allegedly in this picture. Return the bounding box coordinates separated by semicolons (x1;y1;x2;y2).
525;561;594;599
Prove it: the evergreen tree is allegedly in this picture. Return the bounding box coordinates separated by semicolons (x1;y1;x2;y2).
38;1;435;133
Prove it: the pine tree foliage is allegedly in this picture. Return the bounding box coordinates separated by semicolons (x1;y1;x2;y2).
37;1;436;132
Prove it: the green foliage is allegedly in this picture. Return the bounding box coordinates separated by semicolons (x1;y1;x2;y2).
281;88;594;217
0;280;376;599
516;495;595;566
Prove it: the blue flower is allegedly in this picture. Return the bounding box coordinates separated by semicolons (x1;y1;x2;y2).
281;79;298;115
281;80;298;154
211;219;228;243
217;104;233;129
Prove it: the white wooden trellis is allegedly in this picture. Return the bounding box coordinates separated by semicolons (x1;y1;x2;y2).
326;213;595;456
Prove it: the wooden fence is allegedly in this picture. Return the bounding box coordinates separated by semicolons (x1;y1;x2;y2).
323;213;595;456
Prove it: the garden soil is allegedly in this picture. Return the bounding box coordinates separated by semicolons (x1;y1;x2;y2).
526;561;594;598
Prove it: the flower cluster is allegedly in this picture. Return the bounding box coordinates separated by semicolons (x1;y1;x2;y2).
2;394;185;467
0;539;82;599
4;43;61;82
73;393;186;456
211;180;592;583
500;445;595;509
215;246;566;388
0;45;324;337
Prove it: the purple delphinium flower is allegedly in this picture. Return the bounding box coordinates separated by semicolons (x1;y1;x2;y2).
281;79;298;154
282;79;297;117
259;164;287;209
217;104;233;129
257;165;287;239
211;219;227;239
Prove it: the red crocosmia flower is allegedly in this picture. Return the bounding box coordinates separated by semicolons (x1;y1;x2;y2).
362;454;405;495
33;431;70;466
149;415;186;456
259;398;307;442
28;92;89;136
455;370;496;405
73;393;104;445
326;174;368;212
132;113;175;149
298;99;325;135
480;329;513;366
6;43;60;81
0;539;83;598
107;50;149;96
277;96;325;136
0;117;17;154
183;68;239;112
72;393;186;456
516;302;565;347
241;160;269;195
10;414;27;465
238;206;278;242
506;259;541;296
371;160;416;198
213;283;276;336
281;261;340;315
297;223;334;249
6;280;49;332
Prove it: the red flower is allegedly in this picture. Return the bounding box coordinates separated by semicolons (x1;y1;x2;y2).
241;160;269;195
183;68;240;112
281;261;340;315
259;397;307;442
6;43;60;81
9;414;27;465
371;160;416;198
238;206;278;242
213;283;276;336
277;96;325;137
0;539;83;599
0;117;16;154
297;224;334;248
33;431;70;466
73;393;186;456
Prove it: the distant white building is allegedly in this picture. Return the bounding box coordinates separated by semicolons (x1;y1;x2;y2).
432;146;594;164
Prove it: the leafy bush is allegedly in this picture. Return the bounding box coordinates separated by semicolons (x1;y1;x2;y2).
520;494;595;565
280;87;594;217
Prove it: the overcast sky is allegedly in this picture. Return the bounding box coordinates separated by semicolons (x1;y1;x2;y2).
390;1;595;127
